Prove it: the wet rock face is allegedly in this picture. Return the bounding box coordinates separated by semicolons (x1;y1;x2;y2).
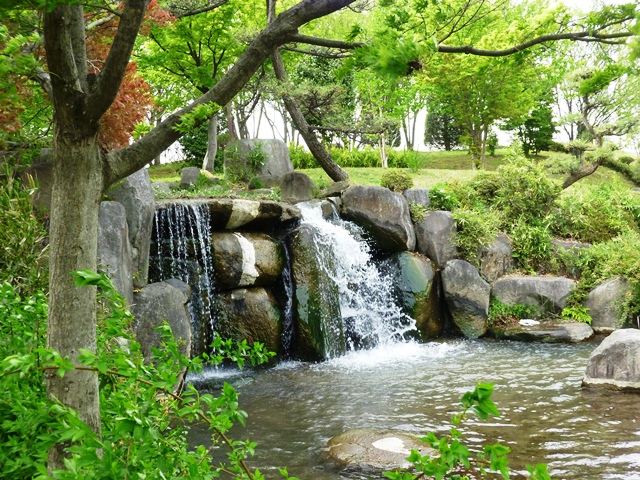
441;259;489;339
341;185;416;253
583;329;640;392
326;429;436;472
211;232;285;290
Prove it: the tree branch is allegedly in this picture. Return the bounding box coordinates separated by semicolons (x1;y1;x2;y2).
172;0;230;18
287;33;363;49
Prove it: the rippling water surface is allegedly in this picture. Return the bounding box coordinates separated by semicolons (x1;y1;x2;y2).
189;339;640;479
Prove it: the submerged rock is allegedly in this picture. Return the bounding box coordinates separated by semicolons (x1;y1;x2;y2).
488;319;594;343
341;185;416;252
583;329;640;392
326;429;436;472
441;259;489;338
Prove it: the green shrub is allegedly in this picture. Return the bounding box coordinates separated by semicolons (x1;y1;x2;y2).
561;305;592;325
408;202;427;223
429;181;483;211
289;143;316;169
248;176;265;190
509;218;554;273
487;132;499;156
488;300;538;326
380;169;413;192
0;166;48;295
452;208;501;266
617;155;635;165
225;142;266;183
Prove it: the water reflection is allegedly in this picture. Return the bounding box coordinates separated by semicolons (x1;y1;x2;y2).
188;339;640;479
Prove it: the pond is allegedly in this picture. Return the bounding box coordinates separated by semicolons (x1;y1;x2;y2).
189;338;640;479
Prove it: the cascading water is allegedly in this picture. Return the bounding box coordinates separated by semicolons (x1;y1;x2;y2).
297;201;415;351
149;201;217;355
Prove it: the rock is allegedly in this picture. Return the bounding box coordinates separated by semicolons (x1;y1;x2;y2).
108;168;155;288
341;185;416;252
152;181;171;194
289;224;345;360
385;252;444;339
256;174;283;188
216;287;283;356
441;260;490;338
155;198;301;233
97;201;134;305
225;139;293;184
488;319;594;343
403;188;430;209
582;329;640;392
414;211;457;267
326;429;436;472
552;239;591;253
22;162;54;213
492;276;575;316
211;232;285;290
319;181;350;198
585;277;629;333
280;171;318;203
132;279;192;361
478;234;514;283
180;167;200;188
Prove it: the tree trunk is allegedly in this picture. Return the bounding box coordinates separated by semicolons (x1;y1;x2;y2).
202;115;218;172
226;103;237;141
271;48;348;182
47;136;104;471
480;124;488;169
562;160;601;189
379;133;388;168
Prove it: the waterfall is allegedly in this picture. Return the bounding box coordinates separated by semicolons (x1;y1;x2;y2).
150;201;217;355
297;202;415;350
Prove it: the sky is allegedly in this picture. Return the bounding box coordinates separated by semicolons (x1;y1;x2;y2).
557;0;634;11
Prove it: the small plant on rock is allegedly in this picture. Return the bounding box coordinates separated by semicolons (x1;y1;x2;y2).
380;169;413;192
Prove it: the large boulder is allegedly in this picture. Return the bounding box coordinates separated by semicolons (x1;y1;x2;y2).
341;185;416;252
280;171;318;204
488;319;594;343
582;329;640;392
385;252;444;340
97;201;133;305
108;168;155;287
585;277;630;333
492;276;575;316
180;167;200;188
478;234;514;283
211;232;285;290
216;287;283;356
155;198;301;233
414;211;457;267
326;429;436;472
225;139;293;184
403;188;430;209
289;224;345;360
441;259;489;338
132;279;192;361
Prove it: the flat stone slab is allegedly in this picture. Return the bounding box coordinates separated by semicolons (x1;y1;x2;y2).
325;429;435;472
488;320;594;343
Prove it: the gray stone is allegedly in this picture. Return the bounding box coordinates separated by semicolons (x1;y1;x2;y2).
385;252;443;340
216;287;283;357
225;139;293;182
108;168;155;287
132;279;192;361
341;185;416;252
152;181;171;194
479;234;514;283
155;198;301;233
326;429;436;472
441;259;490;338
211;232;285;290
403;188;430;209
257;174;283;188
492;276;576;316
552;239;591;253
280;171;318;203
22;162;54;213
289;224;345;360
415;211;457;267
97;201;134;305
582;329;640;392
585;277;630;333
488;319;594;343
180;167;200;188
319;181;350;198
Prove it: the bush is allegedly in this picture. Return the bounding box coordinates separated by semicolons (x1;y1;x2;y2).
408;202;427;223
509;218;554;273
0;165;48;295
487;132;499;156
380;169;413;192
429;181;483;212
289;143;315;169
488;300;538;326
452;208;501;266
617;155;635;165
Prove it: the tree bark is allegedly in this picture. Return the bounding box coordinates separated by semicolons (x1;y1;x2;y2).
202;115;218;172
562;161;601;189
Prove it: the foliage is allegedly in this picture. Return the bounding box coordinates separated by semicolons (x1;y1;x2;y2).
408;202;427;223
452;208;501;266
487;132;499;156
488;300;538;326
179;121;209;163
0;165;48;295
561;305;592;325
509;218;554;273
403;149;428;173
505;92;556;156
424;105;464;151
380;169;413;192
289;143;316;169
384;383;551;480
224;141;266;184
0;272;277;479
